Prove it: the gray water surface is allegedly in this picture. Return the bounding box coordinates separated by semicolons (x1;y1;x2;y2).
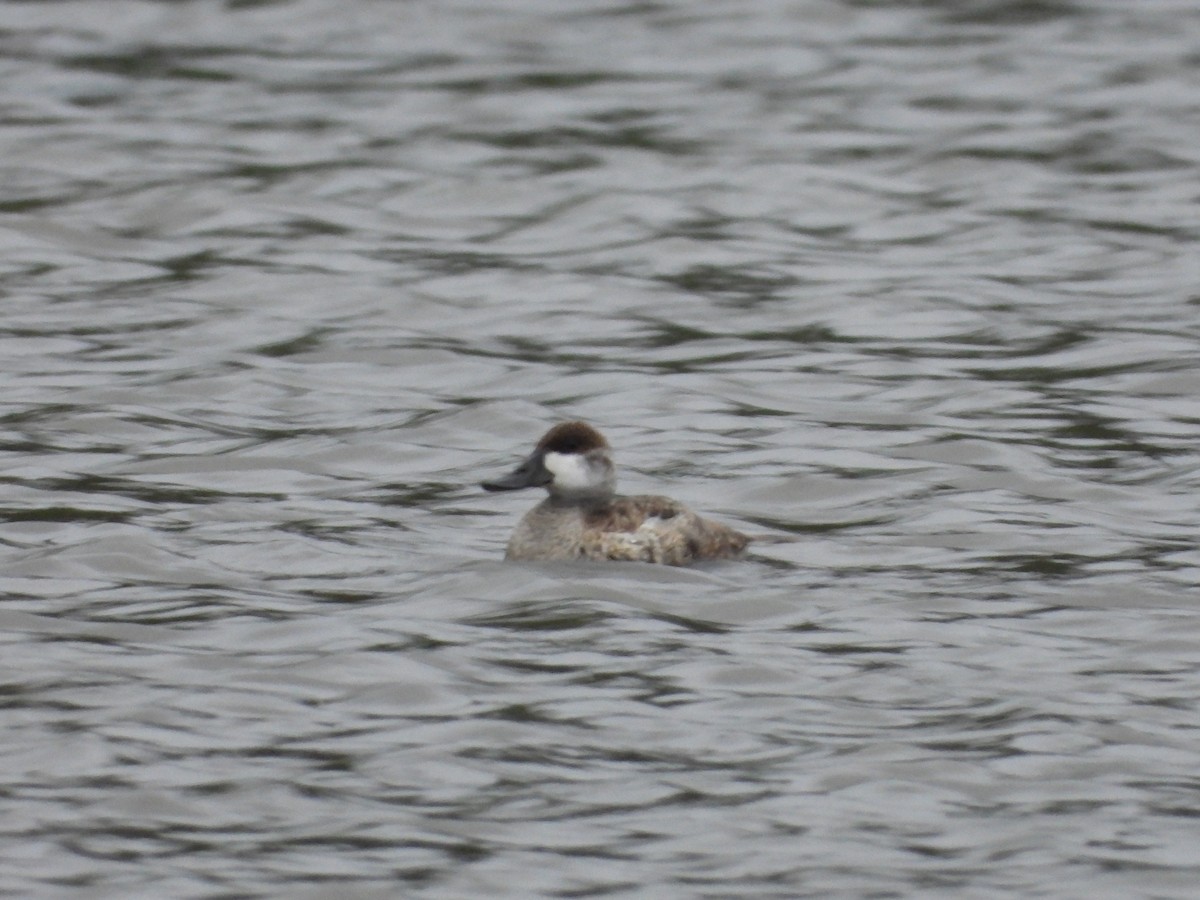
2;1;1200;897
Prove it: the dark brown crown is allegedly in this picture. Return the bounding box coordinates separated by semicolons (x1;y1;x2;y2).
535;421;609;454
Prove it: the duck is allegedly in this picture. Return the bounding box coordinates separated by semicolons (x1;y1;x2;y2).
481;421;749;565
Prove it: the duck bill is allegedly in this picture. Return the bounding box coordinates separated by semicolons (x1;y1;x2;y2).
481;452;551;492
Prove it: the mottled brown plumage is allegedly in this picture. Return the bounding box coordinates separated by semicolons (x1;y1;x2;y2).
583;494;682;531
482;422;749;566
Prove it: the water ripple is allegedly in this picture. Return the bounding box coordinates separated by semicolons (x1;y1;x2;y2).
2;0;1200;896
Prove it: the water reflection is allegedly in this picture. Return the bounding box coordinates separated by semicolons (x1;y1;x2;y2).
2;0;1199;896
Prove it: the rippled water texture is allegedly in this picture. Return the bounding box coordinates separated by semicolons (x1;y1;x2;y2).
3;0;1200;896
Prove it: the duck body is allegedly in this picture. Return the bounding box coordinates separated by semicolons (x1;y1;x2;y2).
482;422;749;566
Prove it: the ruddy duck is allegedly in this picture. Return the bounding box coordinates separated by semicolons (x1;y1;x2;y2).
481;421;749;565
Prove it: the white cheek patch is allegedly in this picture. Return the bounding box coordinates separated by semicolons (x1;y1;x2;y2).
543;452;595;491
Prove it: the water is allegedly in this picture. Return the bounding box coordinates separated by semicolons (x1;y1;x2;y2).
2;0;1199;896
